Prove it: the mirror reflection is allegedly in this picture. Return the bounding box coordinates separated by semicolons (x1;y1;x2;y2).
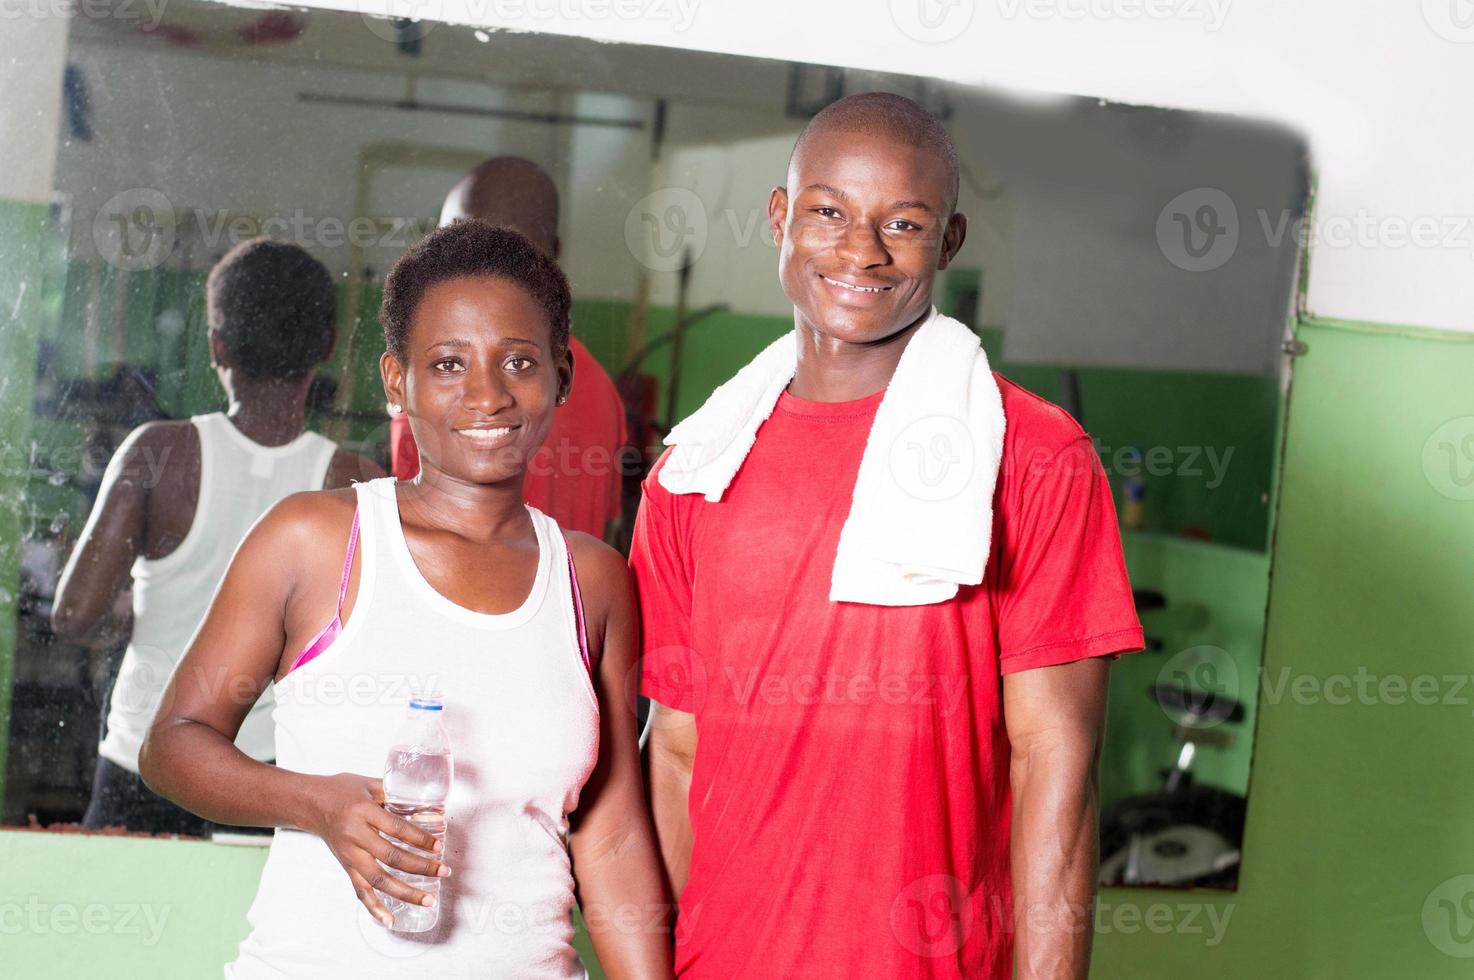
6;0;1306;902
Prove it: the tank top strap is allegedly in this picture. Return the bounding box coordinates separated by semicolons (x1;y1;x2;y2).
188;413;222;533
533;509;594;679
560;530;592;676
353;477;398;576
191;410;338;488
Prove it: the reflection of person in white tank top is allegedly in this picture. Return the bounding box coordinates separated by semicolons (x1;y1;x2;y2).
52;238;384;836
137;222;673;978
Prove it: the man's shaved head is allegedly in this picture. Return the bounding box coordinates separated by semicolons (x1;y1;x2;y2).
440;155;561;258
790;92;959;214
769;89;967;350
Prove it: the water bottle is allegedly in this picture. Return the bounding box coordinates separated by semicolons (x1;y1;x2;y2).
380;694;452;932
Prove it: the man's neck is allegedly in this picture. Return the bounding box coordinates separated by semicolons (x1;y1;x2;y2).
786;307;931;402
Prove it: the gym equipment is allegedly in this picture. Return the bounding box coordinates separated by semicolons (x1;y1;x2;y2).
1099;680;1247;888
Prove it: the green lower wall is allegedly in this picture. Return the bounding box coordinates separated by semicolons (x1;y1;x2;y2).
1092;315;1474;978
0;199;50;805
996;362;1278;551
1104;532;1270;801
0;832;260;975
0;831;606;978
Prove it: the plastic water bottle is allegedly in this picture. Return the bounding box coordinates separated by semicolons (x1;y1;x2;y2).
380;694;452;933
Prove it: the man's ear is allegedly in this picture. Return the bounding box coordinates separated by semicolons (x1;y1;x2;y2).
380;350;406;411
767;186;789;248
936;211;968;270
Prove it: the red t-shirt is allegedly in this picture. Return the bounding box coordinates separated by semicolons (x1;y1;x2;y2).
631;374;1144;979
390;336;627;536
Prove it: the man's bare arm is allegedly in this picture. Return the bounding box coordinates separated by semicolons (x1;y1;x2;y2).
643;700;697;901
1004;656;1111;980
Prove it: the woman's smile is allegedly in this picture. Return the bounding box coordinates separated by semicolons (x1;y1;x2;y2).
452;422;523;450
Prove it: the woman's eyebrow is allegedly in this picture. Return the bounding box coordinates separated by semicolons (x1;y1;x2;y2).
422;336;539;354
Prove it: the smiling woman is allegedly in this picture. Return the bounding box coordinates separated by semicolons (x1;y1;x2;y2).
378;221;573;495
135;221;672;977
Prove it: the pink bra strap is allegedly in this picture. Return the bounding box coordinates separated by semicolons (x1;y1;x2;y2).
286;507;359;674
562;532;592;677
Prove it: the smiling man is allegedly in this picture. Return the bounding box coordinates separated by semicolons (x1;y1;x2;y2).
631;92;1145;978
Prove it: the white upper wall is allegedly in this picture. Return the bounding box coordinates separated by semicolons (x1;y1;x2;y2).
329;0;1474;333
0;16;68;205
55;38;658;304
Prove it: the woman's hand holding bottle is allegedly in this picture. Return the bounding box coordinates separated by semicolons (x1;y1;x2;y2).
300;772;450;928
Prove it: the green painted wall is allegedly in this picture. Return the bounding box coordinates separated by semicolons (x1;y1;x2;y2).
0;830;606;978
998;363;1279;551
1103;532;1270;801
0;200;53;804
1092;315;1474;977
0;831;261;975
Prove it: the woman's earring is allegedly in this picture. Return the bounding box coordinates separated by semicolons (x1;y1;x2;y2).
389;403;402;414
556;393;567;406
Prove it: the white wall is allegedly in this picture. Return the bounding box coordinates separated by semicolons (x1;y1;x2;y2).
57;38;655;301
0;15;68;204
320;0;1474;334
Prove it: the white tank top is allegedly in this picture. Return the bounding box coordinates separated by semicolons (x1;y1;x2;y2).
99;412;336;774
228;477;599;980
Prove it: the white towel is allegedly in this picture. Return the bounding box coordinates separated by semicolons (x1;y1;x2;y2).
658;306;1006;606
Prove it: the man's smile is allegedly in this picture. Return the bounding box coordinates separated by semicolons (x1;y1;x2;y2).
819;273;893;294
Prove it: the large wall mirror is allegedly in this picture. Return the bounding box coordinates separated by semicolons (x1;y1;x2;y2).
3;0;1308;894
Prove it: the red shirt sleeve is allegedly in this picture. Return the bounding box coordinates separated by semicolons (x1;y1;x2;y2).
607;385;629;527
389;412;420;481
995;434;1144;674
630;452;701;712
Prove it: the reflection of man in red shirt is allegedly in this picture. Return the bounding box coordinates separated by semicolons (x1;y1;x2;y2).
634;94;1145;979
389;156;627;538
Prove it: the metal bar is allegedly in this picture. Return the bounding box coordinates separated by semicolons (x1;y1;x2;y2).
296;92;646;130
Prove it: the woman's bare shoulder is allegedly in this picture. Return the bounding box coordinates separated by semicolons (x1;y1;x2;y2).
248;486;362;556
563;531;633;602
